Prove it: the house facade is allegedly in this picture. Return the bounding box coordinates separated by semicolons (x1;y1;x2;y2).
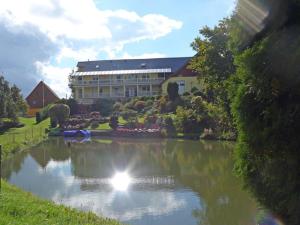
26;81;60;116
69;57;201;104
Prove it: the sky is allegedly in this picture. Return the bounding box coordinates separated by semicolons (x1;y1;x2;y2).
0;0;236;98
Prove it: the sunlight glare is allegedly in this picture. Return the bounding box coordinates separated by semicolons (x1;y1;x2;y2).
110;172;131;191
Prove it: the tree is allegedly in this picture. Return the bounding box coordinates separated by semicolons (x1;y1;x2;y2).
10;84;28;115
230;1;300;224
167;82;179;101
0;76;27;121
190;19;236;136
49;104;70;127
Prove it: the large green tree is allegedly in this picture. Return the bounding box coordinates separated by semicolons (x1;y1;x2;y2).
190;19;236;137
230;0;300;224
0;76;27;121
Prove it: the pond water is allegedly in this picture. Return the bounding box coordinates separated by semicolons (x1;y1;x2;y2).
2;138;273;225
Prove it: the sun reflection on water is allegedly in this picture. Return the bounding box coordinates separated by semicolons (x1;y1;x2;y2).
110;172;132;191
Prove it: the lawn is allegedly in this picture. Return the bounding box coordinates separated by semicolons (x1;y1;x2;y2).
0;181;123;225
0;117;50;159
90;116;146;131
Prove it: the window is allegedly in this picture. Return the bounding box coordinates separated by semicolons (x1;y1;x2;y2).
177;80;185;95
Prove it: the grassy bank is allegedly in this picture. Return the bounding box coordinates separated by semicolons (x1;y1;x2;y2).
0;117;50;159
0;180;122;225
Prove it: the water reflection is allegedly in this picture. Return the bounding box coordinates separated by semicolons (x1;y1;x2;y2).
2;138;275;225
110;172;132;191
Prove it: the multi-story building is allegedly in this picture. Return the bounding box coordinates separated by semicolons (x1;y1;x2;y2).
69;57;201;104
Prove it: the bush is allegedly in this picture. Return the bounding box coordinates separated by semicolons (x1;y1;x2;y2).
49;104;70;127
56;98;79;115
165;97;184;113
134;101;146;112
163;116;176;137
113;102;123;112
167;82;179;101
50;118;57;128
90;120;99;129
120;109;138;121
36;112;41;124
175;107;203;139
91;99;114;117
158;96;167;113
109;116;119;130
183;92;191;96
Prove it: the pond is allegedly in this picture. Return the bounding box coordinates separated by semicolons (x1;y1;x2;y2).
2;138;273;225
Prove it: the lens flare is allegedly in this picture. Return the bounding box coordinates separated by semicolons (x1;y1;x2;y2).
110;172;131;191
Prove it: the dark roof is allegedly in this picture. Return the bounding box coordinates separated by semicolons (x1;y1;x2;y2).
77;57;192;73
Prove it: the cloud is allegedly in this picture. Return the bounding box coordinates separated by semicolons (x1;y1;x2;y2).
0;18;59;95
56;47;99;63
36;62;71;98
0;0;183;97
120;52;167;59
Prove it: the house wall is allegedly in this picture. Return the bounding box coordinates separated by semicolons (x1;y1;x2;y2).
161;76;202;95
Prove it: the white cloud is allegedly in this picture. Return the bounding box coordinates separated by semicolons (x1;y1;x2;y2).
36;62;71;98
56;47;99;63
120;52;167;59
0;0;182;96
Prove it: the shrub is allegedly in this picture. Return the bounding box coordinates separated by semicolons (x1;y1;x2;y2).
91;99;114;117
167;82;179;101
56;98;79;115
90;120;99;129
165;97;184;113
191;87;199;94
183;92;191;96
109;116;119;130
113;102;123;112
163;116;176;137
50;118;57;128
36;112;41;124
49;104;70;127
120;109;138;121
134;101;146;112
175;107;202;139
158;96;167;113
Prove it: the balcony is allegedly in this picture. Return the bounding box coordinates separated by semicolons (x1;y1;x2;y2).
71;78;165;87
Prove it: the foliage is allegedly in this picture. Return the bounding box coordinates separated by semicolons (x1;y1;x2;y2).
49;104;70;127
163;116;177;137
113;102;124;112
90;120;100;129
36;104;53;124
120;109;138;121
56;98;79;115
91;99;114;117
190;18;235;132
0;76;27;121
109;116;119;130
167;82;179;101
175;107;203;139
229;1;300;224
134;100;146;112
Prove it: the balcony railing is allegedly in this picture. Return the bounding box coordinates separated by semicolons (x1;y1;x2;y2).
71;78;164;86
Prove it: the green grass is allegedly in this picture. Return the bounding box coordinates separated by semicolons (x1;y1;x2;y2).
0;180;123;225
0;117;50;159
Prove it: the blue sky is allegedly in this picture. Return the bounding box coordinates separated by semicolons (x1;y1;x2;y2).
0;0;235;97
97;0;235;57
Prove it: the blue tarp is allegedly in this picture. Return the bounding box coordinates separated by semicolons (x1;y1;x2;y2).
63;130;91;137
